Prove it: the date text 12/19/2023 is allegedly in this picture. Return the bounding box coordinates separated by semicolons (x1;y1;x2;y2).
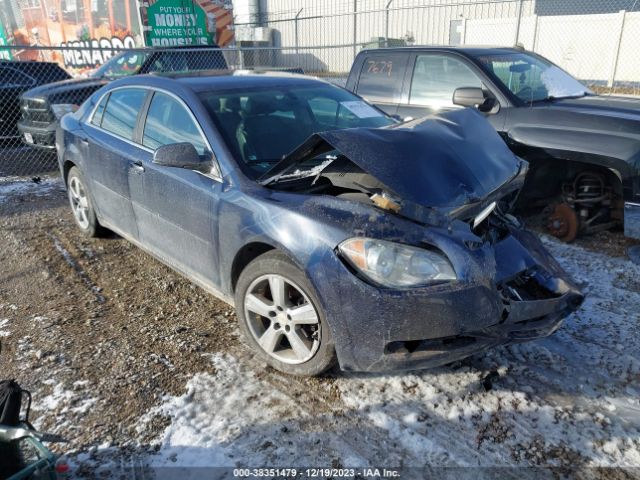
232;468;401;478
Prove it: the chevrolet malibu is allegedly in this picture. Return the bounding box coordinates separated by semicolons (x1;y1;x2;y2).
56;71;584;376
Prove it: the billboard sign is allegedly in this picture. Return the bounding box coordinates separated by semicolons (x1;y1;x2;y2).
140;0;234;47
0;21;11;60
145;0;213;46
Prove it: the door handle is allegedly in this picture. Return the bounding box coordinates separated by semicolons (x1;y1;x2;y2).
129;161;145;173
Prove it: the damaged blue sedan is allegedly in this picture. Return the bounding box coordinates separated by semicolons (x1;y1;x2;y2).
56;71;584;375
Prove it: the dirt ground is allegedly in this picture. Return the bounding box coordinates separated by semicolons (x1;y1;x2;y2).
0;178;342;471
1;176;639;479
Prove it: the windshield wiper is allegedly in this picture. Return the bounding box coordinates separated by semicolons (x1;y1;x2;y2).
530;92;589;104
250;159;282;164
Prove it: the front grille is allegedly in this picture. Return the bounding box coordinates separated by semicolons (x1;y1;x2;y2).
21;99;53;125
385;336;478;355
30;131;56;148
499;269;560;302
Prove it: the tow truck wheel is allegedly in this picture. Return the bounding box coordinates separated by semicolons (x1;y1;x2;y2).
547;203;579;242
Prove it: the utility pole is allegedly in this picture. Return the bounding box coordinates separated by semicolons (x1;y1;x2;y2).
294;8;303;54
385;0;393;47
514;0;523;46
353;0;357;58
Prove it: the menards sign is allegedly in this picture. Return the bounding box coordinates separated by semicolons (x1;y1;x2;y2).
141;0;234;47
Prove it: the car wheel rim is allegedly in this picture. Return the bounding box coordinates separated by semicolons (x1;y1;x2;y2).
244;274;321;365
68;176;90;230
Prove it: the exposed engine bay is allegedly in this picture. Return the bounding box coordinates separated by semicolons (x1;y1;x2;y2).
267;152;524;245
267;155;393;205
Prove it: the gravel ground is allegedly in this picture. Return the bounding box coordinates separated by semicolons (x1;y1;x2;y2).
0;176;639;479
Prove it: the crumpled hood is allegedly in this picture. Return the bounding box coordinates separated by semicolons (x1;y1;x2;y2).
263;108;525;209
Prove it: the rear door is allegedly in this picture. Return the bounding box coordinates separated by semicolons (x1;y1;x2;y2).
351;52;410;116
130;89;223;286
83;87;148;238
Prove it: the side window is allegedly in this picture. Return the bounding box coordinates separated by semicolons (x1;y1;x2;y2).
410;54;482;107
98;51;148;79
147;52;188;73
356;54;408;103
142;91;207;155
101;88;147;140
91;93;109;127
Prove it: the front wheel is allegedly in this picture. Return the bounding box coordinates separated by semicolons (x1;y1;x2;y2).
235;251;336;376
66;166;104;237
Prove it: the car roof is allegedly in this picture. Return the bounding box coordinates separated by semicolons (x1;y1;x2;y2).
358;45;528;57
111;70;332;93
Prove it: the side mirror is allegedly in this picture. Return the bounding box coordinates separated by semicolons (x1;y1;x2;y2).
152;143;212;173
453;87;497;113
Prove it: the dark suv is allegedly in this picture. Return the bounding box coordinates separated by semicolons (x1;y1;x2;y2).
0;60;70;142
346;47;640;241
18;46;227;150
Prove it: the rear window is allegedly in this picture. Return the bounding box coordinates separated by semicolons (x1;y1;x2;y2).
91;93;109;127
100;88;147;140
356;54;408;103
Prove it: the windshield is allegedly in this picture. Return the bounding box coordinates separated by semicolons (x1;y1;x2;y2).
199;84;394;179
476;52;592;103
92;51;150;79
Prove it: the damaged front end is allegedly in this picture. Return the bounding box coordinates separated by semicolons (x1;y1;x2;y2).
261;109;584;371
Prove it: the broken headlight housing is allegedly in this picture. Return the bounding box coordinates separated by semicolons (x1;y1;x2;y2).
338;238;457;288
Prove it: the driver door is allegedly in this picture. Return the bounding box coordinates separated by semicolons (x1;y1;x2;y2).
396;53;507;132
129;90;223;287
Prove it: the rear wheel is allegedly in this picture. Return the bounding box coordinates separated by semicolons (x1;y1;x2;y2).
66;166;104;237
235;251;336;376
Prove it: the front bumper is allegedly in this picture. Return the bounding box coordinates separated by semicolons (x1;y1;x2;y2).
624;202;640;239
17;120;57;150
313;227;583;372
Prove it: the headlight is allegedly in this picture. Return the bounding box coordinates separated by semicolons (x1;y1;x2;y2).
338;238;457;288
51;103;78;119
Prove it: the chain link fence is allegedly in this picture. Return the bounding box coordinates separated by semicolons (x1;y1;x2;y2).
1;0;639;177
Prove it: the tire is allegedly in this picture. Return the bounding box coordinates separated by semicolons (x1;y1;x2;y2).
66;166;105;237
235;250;337;376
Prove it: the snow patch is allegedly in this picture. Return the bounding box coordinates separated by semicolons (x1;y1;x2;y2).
143;353;295;468
0;318;10;337
0;177;61;203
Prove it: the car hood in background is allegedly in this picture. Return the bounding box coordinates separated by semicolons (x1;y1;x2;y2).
20;76;109;102
541;94;640;120
512;94;640;173
263;108;525;209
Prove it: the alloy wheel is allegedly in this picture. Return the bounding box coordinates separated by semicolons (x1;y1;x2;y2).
68;175;90;230
244;274;321;364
